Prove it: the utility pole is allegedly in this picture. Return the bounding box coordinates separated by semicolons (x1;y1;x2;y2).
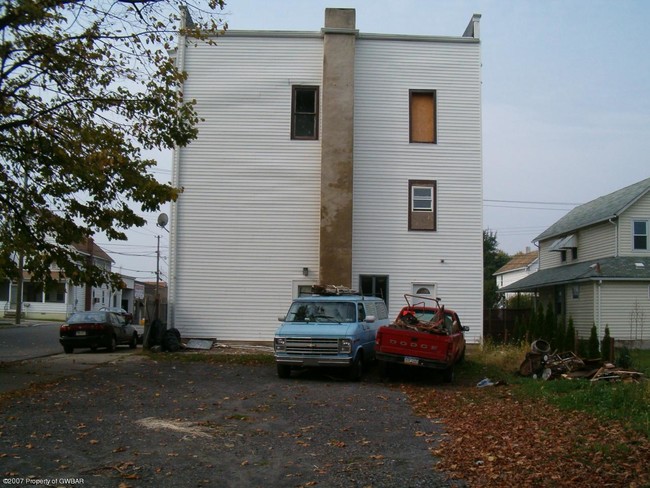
14;169;29;325
15;254;23;326
155;234;160;323
145;213;168;350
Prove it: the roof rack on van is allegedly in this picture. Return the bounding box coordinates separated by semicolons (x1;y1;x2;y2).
311;284;359;296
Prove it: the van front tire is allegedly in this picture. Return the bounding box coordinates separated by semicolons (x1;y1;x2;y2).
348;354;363;382
277;363;291;378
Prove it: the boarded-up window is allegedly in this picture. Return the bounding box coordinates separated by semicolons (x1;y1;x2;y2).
409;180;436;231
291;86;319;140
409;90;436;143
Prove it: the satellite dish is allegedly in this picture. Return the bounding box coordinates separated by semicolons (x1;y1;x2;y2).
157;213;169;228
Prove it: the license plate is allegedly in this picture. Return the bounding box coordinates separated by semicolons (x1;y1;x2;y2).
404;356;419;366
76;331;86;336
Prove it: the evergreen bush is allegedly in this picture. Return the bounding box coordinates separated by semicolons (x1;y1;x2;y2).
617;345;633;369
601;325;612;362
565;318;576;352
588;324;600;359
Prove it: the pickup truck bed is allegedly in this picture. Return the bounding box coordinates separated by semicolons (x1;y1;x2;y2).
375;300;467;382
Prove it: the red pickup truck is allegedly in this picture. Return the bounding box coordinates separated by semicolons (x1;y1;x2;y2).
375;295;468;382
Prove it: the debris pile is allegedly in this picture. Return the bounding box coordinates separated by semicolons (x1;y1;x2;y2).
518;341;645;382
391;308;448;335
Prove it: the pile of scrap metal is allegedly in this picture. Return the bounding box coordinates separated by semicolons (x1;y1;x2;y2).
518;340;645;382
391;308;447;335
311;284;358;296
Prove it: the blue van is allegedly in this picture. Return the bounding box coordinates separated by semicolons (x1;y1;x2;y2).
274;288;389;381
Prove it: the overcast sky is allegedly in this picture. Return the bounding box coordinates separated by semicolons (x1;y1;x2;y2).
101;0;650;280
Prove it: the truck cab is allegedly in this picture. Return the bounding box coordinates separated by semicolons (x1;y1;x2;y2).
274;287;389;381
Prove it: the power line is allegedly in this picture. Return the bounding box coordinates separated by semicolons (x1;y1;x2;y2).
483;199;581;206
484;204;574;211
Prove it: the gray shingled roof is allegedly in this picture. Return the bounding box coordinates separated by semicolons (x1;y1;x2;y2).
535;177;650;242
499;256;650;293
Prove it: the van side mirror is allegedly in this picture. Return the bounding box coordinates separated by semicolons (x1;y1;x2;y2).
462;326;470;332
365;315;376;323
278;315;286;322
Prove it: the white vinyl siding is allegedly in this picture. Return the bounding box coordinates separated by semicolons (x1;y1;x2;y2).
539;223;615;269
171;35;323;340
565;282;595;338
594;281;650;342
352;38;483;342
170;31;483;342
620;194;650;256
576;224;616;262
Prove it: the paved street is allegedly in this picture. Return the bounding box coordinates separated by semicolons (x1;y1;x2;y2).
0;320;63;362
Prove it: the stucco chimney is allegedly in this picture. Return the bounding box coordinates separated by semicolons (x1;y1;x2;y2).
319;9;357;287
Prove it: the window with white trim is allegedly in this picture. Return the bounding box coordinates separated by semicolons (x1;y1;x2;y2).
633;220;648;250
408;180;436;231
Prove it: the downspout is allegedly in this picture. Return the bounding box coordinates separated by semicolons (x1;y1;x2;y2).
596;279;602;338
167;8;190;328
608;217;618;257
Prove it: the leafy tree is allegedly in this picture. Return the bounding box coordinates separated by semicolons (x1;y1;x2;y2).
0;0;226;291
506;293;533;309
483;230;510;309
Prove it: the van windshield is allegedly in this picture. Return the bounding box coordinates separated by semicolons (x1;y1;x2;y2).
285;301;356;323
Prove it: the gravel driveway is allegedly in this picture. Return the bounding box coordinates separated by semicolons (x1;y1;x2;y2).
0;357;459;487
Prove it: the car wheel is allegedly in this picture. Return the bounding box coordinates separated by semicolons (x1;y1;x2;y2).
107;336;117;352
443;365;455;383
277;363;291;379
348;353;363;382
63;345;74;354
129;333;137;349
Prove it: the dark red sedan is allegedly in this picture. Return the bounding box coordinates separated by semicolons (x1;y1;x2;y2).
59;311;138;354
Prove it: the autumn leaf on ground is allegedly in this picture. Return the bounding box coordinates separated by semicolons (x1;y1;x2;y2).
327;440;346;448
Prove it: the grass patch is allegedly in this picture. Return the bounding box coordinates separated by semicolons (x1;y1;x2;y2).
462;343;650;438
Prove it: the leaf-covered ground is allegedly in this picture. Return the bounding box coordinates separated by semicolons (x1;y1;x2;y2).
402;382;650;488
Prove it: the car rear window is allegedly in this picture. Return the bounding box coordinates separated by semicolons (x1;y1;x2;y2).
68;312;106;324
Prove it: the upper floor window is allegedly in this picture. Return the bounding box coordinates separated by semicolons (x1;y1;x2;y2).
291;86;319;140
409;90;436;143
409;180;436;231
633;220;648;250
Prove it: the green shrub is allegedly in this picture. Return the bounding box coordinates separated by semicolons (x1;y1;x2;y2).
601;325;612;362
617;346;633;369
588;324;600;359
565;317;576;352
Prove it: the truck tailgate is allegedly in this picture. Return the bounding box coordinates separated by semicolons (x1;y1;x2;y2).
376;326;450;363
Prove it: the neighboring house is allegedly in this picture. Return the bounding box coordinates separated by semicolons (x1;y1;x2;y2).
137;281;168;324
500;177;650;347
1;238;124;321
494;249;539;300
168;8;483;343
